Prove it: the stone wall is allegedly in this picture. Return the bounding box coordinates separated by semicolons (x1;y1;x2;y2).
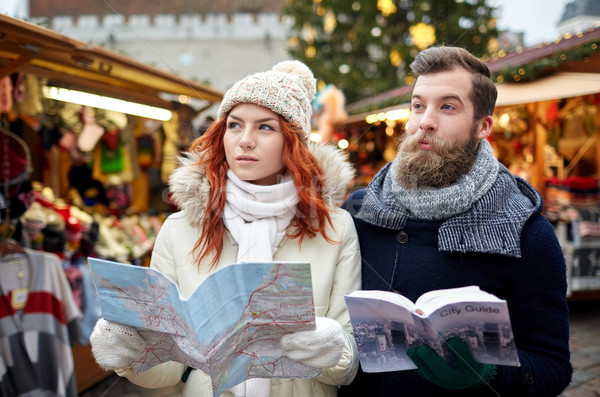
32;13;294;117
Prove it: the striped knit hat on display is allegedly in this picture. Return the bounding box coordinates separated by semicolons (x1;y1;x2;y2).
217;60;317;144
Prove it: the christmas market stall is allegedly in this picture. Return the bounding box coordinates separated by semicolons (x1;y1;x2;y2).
0;14;223;393
487;27;600;301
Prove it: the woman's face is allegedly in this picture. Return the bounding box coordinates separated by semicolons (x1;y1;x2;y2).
224;103;286;185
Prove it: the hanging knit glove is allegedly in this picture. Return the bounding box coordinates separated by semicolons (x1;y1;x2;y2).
280;316;346;369
90;318;149;371
406;337;498;390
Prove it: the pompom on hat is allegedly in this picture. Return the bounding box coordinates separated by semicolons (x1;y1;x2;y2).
218;60;317;144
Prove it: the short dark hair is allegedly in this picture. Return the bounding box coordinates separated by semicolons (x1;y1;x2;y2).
409;46;497;119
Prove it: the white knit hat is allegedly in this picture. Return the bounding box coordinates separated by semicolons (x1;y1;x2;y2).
218;60;317;144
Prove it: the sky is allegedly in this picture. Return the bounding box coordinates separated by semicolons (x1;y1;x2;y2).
492;0;572;46
1;0;573;47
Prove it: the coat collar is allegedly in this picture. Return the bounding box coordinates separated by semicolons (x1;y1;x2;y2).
168;142;355;227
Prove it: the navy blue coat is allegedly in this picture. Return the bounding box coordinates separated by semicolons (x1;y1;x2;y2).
339;188;572;397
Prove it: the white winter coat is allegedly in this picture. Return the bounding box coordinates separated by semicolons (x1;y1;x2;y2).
118;142;362;397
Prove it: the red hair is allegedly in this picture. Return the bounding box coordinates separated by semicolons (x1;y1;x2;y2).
188;114;335;270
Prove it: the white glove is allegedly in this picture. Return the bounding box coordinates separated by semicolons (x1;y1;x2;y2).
280;316;346;369
90;318;148;371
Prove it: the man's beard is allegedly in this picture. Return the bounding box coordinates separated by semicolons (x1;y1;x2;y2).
394;125;480;188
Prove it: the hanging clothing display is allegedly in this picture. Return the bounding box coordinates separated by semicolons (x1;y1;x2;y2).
0;248;82;397
0;128;32;188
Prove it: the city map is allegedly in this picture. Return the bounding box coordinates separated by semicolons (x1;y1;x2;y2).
88;257;318;396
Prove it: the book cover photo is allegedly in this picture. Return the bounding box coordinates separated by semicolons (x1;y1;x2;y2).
345;286;520;373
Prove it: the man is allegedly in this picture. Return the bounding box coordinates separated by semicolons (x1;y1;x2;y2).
340;46;572;396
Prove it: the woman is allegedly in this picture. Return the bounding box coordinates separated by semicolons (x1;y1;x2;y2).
90;60;361;397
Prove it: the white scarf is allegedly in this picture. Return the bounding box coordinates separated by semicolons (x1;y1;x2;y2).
223;170;299;397
223;169;299;263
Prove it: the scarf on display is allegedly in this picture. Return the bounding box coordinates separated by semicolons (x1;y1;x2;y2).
223;169;299;397
357;139;541;257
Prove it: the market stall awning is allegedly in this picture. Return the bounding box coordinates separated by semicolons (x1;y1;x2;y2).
496;72;600;107
0;15;223;110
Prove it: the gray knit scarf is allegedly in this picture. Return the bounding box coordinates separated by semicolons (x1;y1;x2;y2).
357;139;542;257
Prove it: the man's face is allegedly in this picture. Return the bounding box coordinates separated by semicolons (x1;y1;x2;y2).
395;67;492;188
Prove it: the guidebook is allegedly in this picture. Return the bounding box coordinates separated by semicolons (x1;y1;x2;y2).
88;257;318;396
344;286;520;373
